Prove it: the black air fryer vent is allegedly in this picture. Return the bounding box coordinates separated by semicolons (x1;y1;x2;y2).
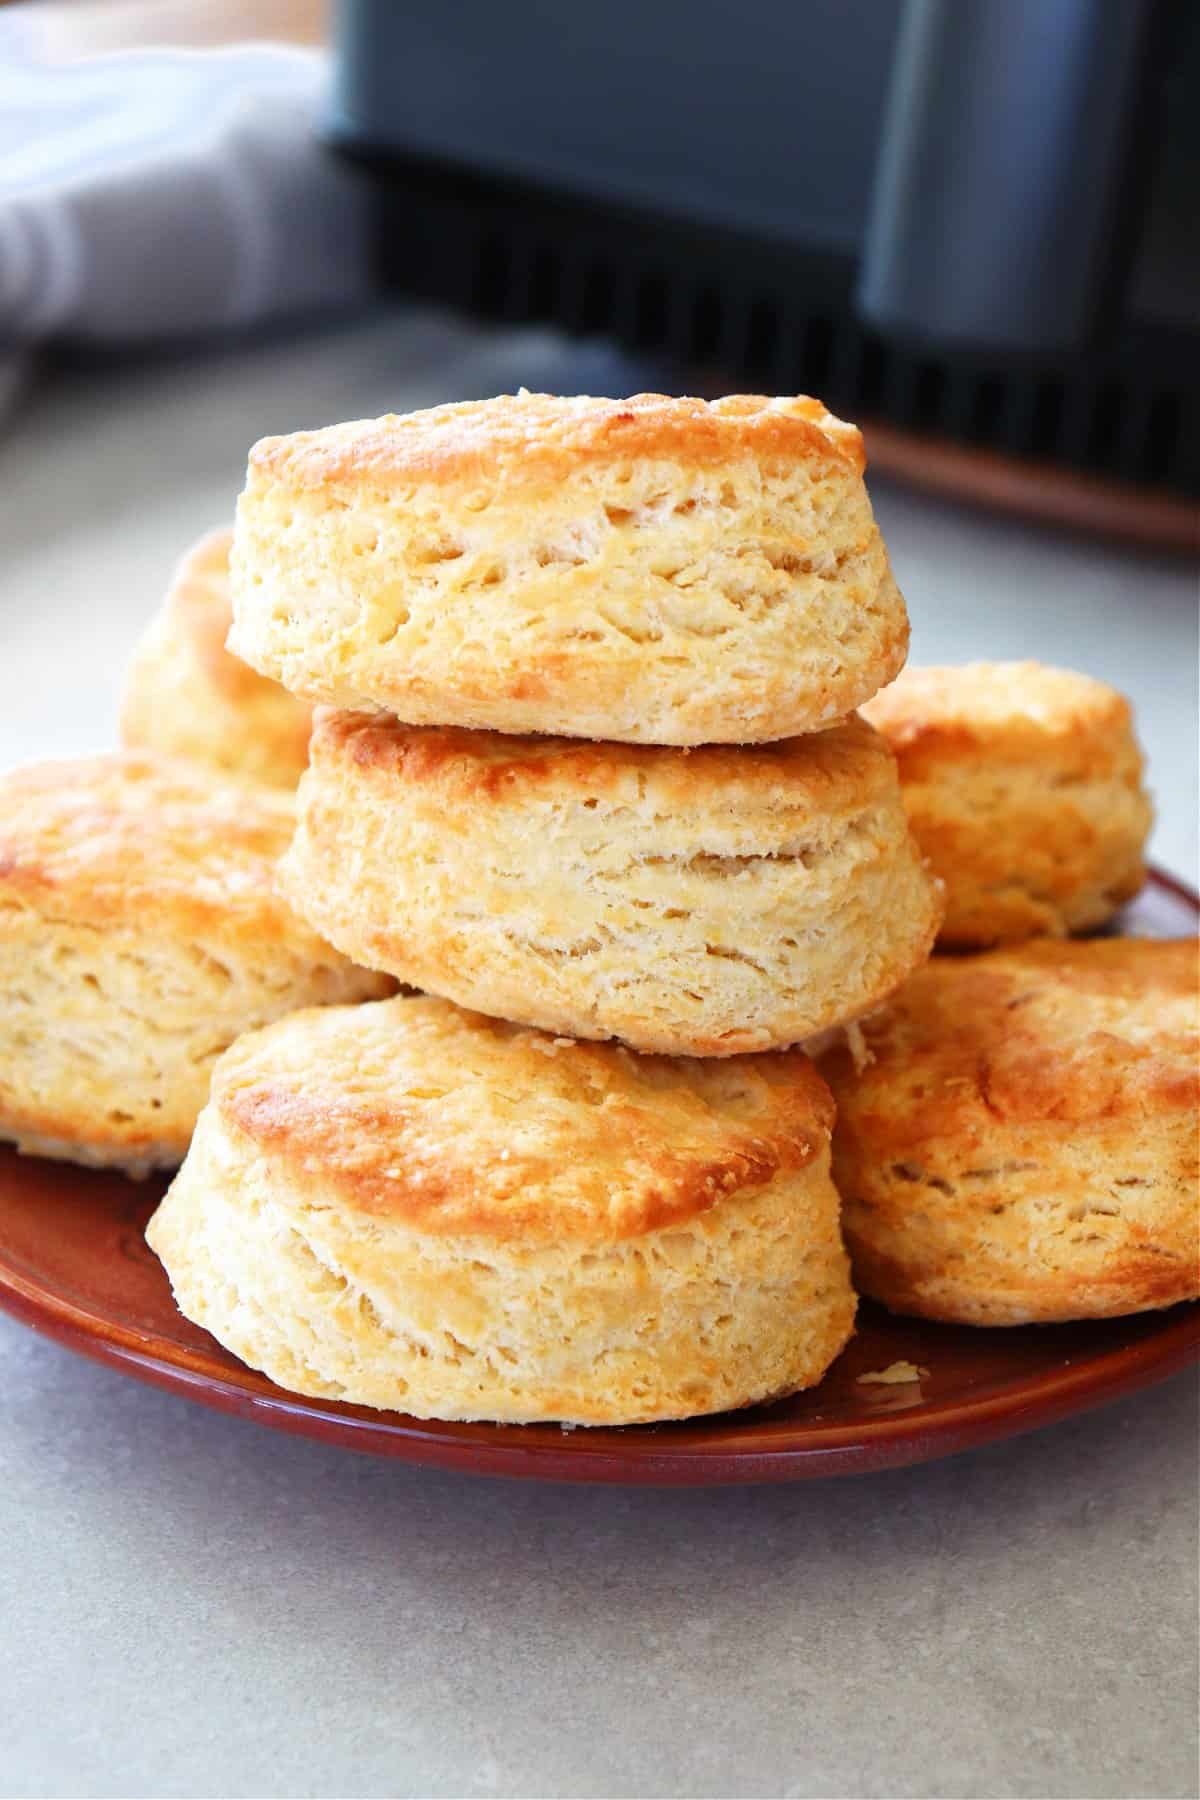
352;149;1200;498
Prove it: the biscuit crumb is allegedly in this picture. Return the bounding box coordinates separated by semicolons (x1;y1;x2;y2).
857;1360;928;1385
844;1019;873;1074
801;1019;875;1069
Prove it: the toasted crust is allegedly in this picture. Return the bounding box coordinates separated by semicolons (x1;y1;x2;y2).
863;660;1137;754
0;751;390;1173
121;527;312;788
862;663;1152;945
147;995;856;1423
820;938;1200;1324
245;392;867;489
0;749;313;942
212;993;835;1239
229;393;908;744
327;704;887;803
282;712;943;1055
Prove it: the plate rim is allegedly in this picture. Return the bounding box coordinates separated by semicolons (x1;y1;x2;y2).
2;1271;1197;1485
1;865;1197;1486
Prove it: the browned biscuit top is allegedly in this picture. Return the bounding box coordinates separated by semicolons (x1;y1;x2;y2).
826;937;1199;1136
312;707;895;811
214;994;835;1241
863;661;1137;777
0;750;308;944
245;392;866;495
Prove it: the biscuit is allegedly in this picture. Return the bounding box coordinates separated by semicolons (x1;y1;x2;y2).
0;752;392;1176
229;392;909;744
820;938;1200;1324
147;994;856;1423
282;711;943;1055
862;662;1151;945
121;526;313;788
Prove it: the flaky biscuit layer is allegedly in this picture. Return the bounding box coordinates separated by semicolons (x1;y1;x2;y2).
230;393;908;744
282;712;943;1054
148;996;856;1422
863;662;1152;945
0;751;389;1173
820;938;1200;1324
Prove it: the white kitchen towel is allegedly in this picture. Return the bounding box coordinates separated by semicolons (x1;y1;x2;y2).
0;22;372;351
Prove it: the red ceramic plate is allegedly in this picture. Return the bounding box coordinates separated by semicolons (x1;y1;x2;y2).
0;869;1196;1486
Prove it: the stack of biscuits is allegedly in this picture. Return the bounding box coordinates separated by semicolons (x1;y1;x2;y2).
145;392;945;1424
3;391;1194;1430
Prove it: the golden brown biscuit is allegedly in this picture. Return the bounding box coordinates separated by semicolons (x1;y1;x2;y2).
229;392;909;744
282;711;943;1055
121;526;313;788
820;938;1200;1324
0;751;392;1175
862;662;1152;945
147;994;856;1423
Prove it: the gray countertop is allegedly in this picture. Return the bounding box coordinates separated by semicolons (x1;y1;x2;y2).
0;310;1196;1800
